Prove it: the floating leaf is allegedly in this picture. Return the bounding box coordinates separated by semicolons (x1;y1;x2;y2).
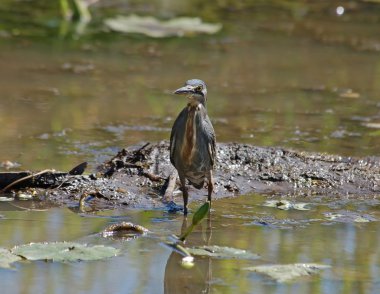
263;200;311;211
292;203;311;211
187;245;259;260
0;248;22;269
245;263;331;283
12;242;119;262
362;122;380;129
104;15;222;38
338;89;360;98
353;216;371;223
324;212;375;223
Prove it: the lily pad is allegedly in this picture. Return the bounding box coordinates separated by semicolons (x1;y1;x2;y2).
187;245;259;260
263;200;311;211
104;15;222;38
11;242;119;262
0;248;22;269
245;263;331;283
362;122;380;129
323;212;375;223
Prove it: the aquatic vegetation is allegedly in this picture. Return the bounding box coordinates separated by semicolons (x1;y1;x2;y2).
245;263;331;283
11;242;119;262
187;245;259;260
104;15;222;38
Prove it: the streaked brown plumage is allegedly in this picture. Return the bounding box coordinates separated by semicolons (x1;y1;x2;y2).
170;79;216;215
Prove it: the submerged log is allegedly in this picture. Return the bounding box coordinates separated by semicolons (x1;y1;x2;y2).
1;142;379;209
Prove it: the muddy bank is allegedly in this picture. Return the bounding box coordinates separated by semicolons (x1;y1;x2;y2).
1;142;379;210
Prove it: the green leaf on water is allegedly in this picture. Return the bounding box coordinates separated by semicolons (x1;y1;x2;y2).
0;248;22;269
187;245;259;260
292;203;311;211
11;242;119;262
104;15;222;38
354;216;371;223
263;200;311;211
244;263;330;283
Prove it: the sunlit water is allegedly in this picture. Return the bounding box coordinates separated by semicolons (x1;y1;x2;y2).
1;195;380;293
0;1;380;293
0;10;380;171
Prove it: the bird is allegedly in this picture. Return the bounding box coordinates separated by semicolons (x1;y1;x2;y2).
169;79;216;215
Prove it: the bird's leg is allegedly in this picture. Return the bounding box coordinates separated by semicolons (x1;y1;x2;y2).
207;170;214;203
179;175;189;215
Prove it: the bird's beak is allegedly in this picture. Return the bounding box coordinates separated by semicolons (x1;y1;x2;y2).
174;85;195;95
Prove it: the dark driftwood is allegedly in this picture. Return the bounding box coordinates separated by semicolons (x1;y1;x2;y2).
0;162;88;191
1;142;379;209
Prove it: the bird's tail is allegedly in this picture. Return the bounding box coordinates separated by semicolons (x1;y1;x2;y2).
189;179;204;189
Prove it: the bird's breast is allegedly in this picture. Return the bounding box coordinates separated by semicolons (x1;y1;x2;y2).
181;106;198;166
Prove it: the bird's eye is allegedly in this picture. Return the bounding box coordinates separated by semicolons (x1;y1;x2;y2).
195;85;203;92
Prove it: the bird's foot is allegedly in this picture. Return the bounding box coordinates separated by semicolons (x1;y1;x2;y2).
165;201;182;214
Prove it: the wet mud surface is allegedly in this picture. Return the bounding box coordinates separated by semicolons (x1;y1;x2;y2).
2;142;378;211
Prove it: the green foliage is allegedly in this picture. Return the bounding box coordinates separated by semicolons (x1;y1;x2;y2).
179;201;210;241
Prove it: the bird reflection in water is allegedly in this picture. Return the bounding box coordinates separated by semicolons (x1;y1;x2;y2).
164;215;212;294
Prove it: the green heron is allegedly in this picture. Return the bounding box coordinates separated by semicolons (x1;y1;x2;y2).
170;79;216;215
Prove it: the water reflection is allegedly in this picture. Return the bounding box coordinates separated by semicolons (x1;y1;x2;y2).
0;195;379;293
0;3;380;171
164;216;212;294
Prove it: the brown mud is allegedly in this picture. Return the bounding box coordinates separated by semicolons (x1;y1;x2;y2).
1;142;379;211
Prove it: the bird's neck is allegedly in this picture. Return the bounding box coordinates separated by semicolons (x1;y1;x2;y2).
187;101;206;110
187;94;207;108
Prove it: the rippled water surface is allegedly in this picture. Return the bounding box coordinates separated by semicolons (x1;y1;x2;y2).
0;0;380;293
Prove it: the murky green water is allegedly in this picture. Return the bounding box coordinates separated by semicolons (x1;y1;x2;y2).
0;1;380;293
1;195;380;293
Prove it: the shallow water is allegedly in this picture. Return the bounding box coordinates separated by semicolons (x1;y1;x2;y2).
0;1;380;293
1;195;380;293
0;3;380;171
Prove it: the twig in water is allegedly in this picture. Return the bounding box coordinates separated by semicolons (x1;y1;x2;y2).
163;172;177;203
141;171;164;182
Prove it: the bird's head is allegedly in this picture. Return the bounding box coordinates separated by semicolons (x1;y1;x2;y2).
174;79;207;107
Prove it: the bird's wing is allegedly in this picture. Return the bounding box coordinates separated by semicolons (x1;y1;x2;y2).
209;133;216;167
170;108;187;166
204;115;216;167
169;126;177;166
